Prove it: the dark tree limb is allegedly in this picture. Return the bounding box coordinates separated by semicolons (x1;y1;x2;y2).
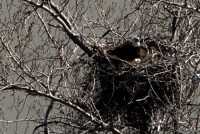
44;100;54;134
32;120;86;134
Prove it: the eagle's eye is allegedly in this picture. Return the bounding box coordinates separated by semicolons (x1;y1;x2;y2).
134;58;142;63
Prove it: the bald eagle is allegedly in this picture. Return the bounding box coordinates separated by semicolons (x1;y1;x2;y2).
107;38;147;62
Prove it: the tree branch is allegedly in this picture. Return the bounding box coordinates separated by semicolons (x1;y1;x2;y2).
0;84;122;134
161;1;200;13
33;120;85;134
23;0;94;57
44;100;54;134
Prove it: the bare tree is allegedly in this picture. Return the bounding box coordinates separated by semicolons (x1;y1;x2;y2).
0;0;200;134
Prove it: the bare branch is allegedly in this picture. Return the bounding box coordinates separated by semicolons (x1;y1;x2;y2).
161;1;200;13
44;101;54;134
0;84;121;134
23;0;94;56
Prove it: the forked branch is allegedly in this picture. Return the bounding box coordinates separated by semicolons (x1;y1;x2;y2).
23;0;94;56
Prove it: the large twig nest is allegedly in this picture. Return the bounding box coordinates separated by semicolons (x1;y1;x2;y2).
92;37;180;131
75;37;198;133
